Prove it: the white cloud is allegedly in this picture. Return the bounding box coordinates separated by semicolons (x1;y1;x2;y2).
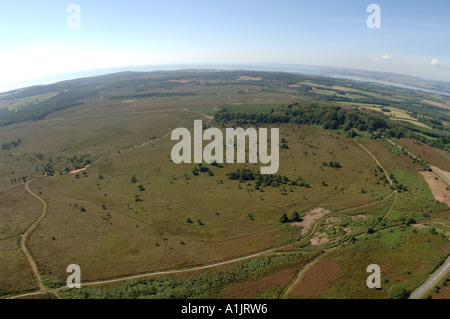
369;54;392;63
380;55;392;62
431;59;441;67
430;59;448;70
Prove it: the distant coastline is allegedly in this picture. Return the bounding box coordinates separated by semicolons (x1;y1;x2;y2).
2;63;450;97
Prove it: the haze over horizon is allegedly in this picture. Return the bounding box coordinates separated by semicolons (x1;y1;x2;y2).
1;0;449;92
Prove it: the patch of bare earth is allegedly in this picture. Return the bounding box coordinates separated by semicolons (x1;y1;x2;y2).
349;214;368;221
326;216;340;223
432;166;450;183
290;258;340;298
291;207;331;235
420;171;450;207
310;233;329;246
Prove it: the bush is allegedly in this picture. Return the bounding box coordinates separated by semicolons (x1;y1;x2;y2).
289;212;301;222
388;285;409;299
279;214;290;224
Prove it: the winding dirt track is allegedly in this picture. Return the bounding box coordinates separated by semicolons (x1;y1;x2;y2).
354;138;393;186
22;181;47;291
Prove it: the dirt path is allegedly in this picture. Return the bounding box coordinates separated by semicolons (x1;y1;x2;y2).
8;238;307;299
282;244;344;298
282;252;325;297
354;138;393;186
182;108;213;121
21;181;47;291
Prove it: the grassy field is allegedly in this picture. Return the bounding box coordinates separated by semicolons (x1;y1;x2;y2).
0;70;448;299
22;122;390;284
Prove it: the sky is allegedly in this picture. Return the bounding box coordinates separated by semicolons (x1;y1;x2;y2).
0;0;449;92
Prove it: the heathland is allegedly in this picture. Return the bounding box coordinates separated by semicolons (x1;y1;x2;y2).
0;70;448;299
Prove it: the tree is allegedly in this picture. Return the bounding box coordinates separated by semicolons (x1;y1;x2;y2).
186;218;193;224
131;176;137;183
279;214;290;224
290;212;301;222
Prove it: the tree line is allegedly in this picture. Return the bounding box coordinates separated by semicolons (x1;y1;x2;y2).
214;103;449;151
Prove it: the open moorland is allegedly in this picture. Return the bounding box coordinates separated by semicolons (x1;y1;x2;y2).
0;70;449;299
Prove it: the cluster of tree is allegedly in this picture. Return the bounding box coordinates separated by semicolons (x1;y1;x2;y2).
10;176;27;183
226;168;310;188
322;161;342;168
185;218;204;226
66;154;91;171
43;160;55;176
215;102;449;152
389;174;408;192
0;88;88;126
390;121;450;152
191;164;214;176
279;212;303;224
215;103;389;133
1;138;21;151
